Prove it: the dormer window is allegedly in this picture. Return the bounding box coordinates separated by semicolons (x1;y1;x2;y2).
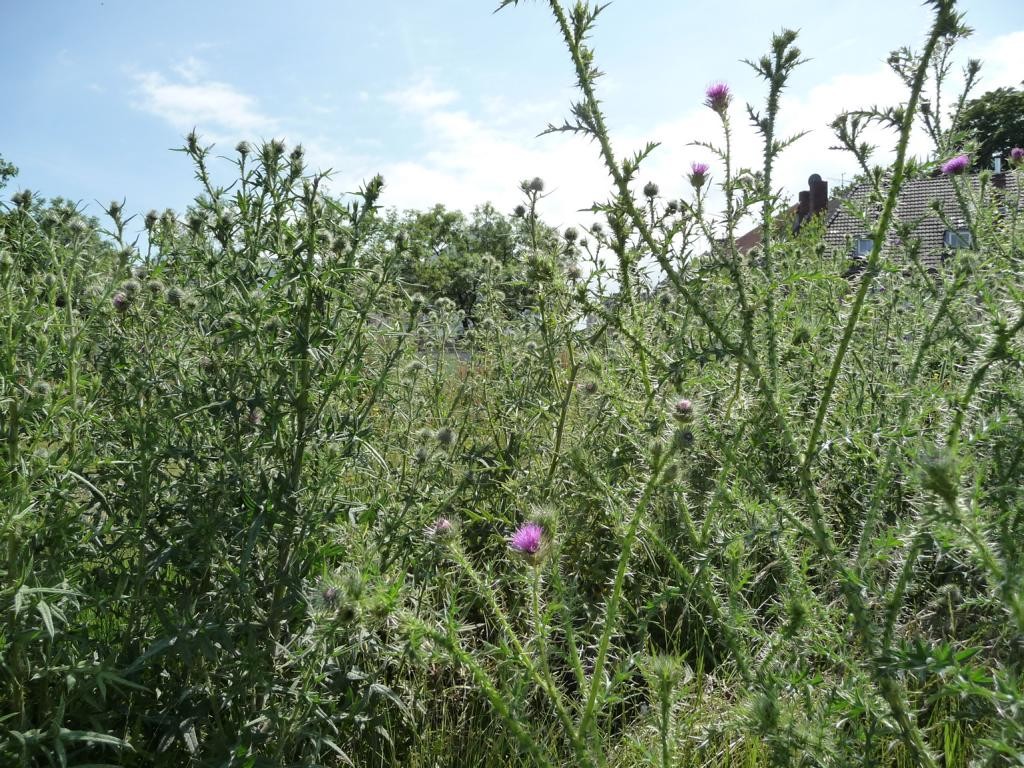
943;228;972;250
854;237;874;257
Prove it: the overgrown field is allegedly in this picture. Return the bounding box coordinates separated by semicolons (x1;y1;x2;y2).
3;2;1024;766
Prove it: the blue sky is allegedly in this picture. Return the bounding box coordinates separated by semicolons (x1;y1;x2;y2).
5;1;1024;230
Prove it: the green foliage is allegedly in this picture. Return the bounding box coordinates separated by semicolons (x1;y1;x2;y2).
2;2;1024;766
957;86;1024;167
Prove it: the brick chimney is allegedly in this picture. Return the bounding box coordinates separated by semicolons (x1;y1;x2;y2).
798;190;810;218
809;173;828;216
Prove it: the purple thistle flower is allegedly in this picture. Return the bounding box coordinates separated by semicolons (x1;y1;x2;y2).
689;162;710;189
705;83;731;113
673;398;694;422
1010;147;1024;166
941;154;970;175
111;291;129;312
510;522;544;561
426;516;454;540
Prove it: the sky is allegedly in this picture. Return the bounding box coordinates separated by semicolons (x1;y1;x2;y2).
4;0;1024;233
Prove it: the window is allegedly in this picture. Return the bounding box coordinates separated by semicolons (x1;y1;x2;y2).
943;228;972;250
854;237;874;257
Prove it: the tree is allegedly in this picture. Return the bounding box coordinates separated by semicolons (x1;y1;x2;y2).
957;86;1024;168
0;153;18;190
387;202;565;319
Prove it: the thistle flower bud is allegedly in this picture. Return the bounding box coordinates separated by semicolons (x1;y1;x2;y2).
672;428;695;451
31;380;51;398
425;516;455;540
186;130;200;153
107;200;123;219
643;181;659;199
566;263;582;281
67;217;87;236
12;190;32;210
672;398;694;422
121;278;141;296
111;291;130;312
527;176;545;193
144;209;159;230
236;141;251;157
920;448;959;505
513;204;527;218
589;222;603;235
563;227;578;243
187;211;206;234
1010;147;1024;167
166;286;186;307
435;427;454;447
146;279;165;295
689;162;710;189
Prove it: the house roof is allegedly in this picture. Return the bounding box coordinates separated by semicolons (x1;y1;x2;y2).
823;172;1021;270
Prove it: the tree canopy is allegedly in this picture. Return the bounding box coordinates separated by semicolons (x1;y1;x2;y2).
957;86;1024;168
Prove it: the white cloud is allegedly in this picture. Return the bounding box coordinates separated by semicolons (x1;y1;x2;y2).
133;64;277;142
129;29;1023;240
381;76;460;112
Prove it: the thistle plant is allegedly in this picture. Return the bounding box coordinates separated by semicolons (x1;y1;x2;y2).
2;1;1023;766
